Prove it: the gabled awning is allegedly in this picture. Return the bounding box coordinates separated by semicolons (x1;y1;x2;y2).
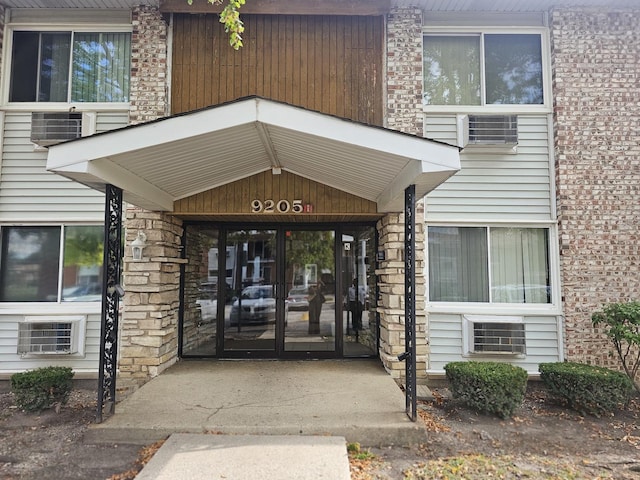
47;97;460;213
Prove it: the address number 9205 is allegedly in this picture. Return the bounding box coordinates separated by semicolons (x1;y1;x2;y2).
251;199;304;213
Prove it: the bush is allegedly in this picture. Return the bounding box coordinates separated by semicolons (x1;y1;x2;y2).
538;362;633;416
592;301;640;391
10;366;74;412
444;361;528;419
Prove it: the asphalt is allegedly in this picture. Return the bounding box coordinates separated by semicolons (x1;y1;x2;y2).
85;359;428;479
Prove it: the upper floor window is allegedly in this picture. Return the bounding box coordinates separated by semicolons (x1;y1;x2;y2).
423;33;543;106
9;30;131;103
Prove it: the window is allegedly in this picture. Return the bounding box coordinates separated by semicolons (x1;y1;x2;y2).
423;33;543;106
463;315;526;356
0;226;104;302
9;30;131;103
428;226;550;304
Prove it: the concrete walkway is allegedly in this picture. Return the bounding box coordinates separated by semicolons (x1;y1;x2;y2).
86;359;427;447
135;434;351;480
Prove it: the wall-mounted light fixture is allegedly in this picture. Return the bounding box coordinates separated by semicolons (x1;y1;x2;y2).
131;231;147;261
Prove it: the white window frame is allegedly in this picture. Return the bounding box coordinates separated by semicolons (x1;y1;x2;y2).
425;222;562;316
0;223;104;304
462;314;525;358
1;23;133;111
422;27;552;114
18;315;86;357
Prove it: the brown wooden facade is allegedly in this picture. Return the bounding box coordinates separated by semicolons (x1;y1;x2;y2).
171;13;384;126
173;169;379;222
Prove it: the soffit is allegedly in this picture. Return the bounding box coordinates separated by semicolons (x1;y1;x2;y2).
392;0;639;10
46;97;460;214
2;0;635;10
0;0;156;7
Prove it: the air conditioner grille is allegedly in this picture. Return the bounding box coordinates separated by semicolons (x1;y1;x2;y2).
473;322;525;354
18;322;74;354
468;115;518;145
31;112;83;145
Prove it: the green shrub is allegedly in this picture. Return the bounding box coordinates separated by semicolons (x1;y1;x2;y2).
444;361;528;419
592;301;640;391
538;362;633;416
10;366;74;412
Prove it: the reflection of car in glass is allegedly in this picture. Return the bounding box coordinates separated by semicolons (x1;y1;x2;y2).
491;284;551;303
63;283;102;302
196;283;217;322
287;286;310;310
229;285;277;325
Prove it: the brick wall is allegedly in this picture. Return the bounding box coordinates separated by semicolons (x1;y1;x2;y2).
386;7;424;134
130;6;168;124
552;8;640;369
381;8;428;380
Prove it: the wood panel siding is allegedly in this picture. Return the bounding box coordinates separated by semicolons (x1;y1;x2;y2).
161;0;391;16
173;169;380;222
171;14;383;126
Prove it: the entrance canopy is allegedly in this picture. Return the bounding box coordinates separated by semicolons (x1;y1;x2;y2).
46;97;460;213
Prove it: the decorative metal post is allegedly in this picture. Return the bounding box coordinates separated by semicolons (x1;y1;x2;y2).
97;184;123;423
404;184;417;421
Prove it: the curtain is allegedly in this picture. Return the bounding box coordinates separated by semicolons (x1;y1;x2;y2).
72;32;131;102
39;33;71;102
490;228;549;303
428;227;488;302
423;36;481;106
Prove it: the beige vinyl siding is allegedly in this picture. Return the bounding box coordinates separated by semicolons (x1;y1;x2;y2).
427;313;561;374
0;312;102;376
96;112;129;133
0;111;128;222
424;114;552;222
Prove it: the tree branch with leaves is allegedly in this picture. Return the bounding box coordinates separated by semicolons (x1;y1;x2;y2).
186;0;246;49
592;301;640;391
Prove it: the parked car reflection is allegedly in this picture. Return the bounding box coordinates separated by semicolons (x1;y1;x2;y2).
287;286;310;311
63;283;102;302
195;282;217;322
229;285;278;325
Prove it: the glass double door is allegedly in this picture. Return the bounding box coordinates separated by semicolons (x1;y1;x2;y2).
222;228;338;355
181;224;377;358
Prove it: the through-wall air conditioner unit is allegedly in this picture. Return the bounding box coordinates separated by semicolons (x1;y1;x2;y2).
30;111;96;147
18;315;86;356
462;315;526;356
457;114;518;152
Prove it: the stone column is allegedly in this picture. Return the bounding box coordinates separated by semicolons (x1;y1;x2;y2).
118;209;185;396
381;8;428;381
376;211;427;381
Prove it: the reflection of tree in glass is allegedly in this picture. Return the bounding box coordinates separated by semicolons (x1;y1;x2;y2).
71;33;131;102
287;231;334;281
485;34;543;105
64;226;104;268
